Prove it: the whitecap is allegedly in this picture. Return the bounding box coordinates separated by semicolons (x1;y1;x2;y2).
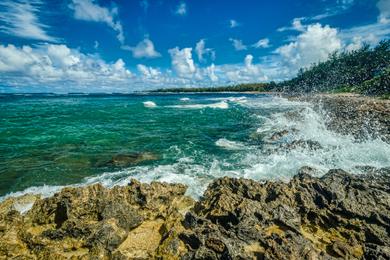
143;101;157;108
180;97;190;101
168;101;229;109
215;138;246;150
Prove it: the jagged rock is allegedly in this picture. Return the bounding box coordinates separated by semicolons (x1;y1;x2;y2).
180;168;390;259
293;94;390;143
283;139;322;151
270;130;289;141
1;169;390;259
0;180;194;259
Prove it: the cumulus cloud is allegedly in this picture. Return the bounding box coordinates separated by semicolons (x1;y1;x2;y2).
377;0;390;24
229;38;247;51
225;54;266;82
168;47;196;78
137;64;161;79
205;64;218;82
0;0;56;42
123;38;161;59
195;39;215;63
276;23;342;70
0;43;133;91
252;38;270;48
229;19;240;28
69;0;124;44
175;2;187;16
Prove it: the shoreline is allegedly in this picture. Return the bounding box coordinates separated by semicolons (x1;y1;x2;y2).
1;167;390;259
1;93;390;258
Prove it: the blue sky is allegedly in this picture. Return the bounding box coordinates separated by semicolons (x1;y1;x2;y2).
0;0;389;92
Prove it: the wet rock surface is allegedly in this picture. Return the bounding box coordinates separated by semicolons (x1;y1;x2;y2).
292;94;390;143
1;168;390;259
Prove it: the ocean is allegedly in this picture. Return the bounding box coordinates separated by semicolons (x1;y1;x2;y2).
1;93;389;199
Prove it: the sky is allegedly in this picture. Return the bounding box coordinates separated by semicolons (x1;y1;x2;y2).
0;0;389;93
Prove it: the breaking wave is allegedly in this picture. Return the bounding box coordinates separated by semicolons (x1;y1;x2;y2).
168;101;229;109
2;95;389;201
143;101;157;107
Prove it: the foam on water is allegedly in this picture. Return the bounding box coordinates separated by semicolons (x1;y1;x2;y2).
1;185;66;202
168;101;229;109
180;97;190;101
208;96;247;103
2;95;389;202
143;101;157;108
215;138;246;150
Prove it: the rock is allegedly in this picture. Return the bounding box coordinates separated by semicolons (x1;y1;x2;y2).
1;170;390;259
180;169;390;259
293;94;390;143
270;130;289;141
283;139;322;151
0;180;194;259
98;152;158;168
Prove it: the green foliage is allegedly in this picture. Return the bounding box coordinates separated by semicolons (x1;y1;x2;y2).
273;40;390;95
153;83;269;93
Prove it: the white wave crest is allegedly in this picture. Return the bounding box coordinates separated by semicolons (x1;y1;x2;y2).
180;97;190;101
215;138;246;150
169;101;229;109
143;101;157;108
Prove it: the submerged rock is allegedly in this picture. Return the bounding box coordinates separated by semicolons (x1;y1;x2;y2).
97;152;158;168
1;169;390;259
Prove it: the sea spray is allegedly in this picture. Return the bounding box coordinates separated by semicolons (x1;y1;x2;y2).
1;94;389;200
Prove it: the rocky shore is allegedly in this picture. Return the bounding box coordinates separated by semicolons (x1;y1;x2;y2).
1;93;389;259
291;94;390;143
1;167;390;259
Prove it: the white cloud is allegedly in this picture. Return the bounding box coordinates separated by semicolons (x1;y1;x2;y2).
123;38;161;59
276;23;342;70
137;64;161;78
0;43;133;91
205;64;218;82
340;22;390;48
277;17;306;32
229;38;247;51
175;2;187;16
195;39;215;63
252;38;270;48
69;0;124;44
229;19;240;28
0;0;56;42
168;47;196;78
377;0;390;24
225;54;266;82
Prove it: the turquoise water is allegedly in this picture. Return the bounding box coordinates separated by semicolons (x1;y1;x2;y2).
1;93;390;199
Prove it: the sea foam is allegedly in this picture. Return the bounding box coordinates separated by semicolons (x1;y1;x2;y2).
2;95;390;202
215;138;245;150
143;101;157;108
169;101;229;109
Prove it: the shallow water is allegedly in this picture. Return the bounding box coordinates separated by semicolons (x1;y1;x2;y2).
1;93;389;199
